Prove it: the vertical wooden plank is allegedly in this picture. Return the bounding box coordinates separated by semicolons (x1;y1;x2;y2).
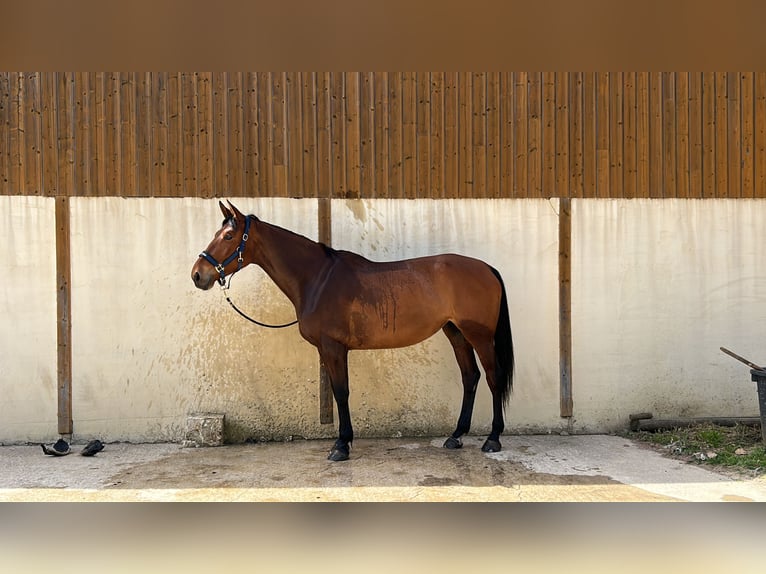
741;73;754;198
514;72;527;198
662;73;677;198
702;72;716;198
330;72;347;198
458;72;473;198
345;72;361;198
23;73;42;195
582;72;596;198
302;72;318;198
715;72;728;197
151;72;168;197
257;72;273;196
636;72;650;198
401;72;416;198
242;72;257;196
40;73;58;196
559;197;572;418
228;72;244;197
55;195;72;436
181;72;198;198
676;72;690;198
316;72;332;198
523;72;539;198
503;72;517;198
416;72;431;198
374;72;390;198
198;72;214;197
387;72;402;198
271;72;286;196
136;72;152;197
91;73;105;197
107;72;123;195
756;73;766;198
9;73;21;195
57;73;75;197
429;72;444;198
286;72;303;197
120;73;137;196
727;72;741;198
595;72;610;198
543;72;557;196
556;73;570;198
570;72;584;198
649;73;663;198
688;73;703;198
472;72;486;198
212;73;229;197
609;72;623;198
622;72;636;199
243;72;262;197
443;72;458;198
74;72;92;196
486;73;501;198
167;72;182;196
0;73;9;195
360;72;375;198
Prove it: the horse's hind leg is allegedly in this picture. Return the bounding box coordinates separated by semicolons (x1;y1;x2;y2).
442;322;481;449
457;326;504;453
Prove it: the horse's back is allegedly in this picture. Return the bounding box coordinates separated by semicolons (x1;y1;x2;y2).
303;251;502;349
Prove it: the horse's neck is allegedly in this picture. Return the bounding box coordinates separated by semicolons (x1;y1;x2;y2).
252;220;330;308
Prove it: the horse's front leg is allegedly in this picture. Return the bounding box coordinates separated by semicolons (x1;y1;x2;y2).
319;338;352;461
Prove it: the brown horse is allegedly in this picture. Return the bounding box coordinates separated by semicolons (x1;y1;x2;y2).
191;201;514;461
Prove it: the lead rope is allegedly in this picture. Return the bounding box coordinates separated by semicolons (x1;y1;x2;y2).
219;274;298;329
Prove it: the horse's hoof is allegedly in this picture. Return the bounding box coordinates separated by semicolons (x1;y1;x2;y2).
481;439;502;453
443;436;463;449
328;447;350;461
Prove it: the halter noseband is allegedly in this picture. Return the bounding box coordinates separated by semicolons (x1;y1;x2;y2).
198;215;252;286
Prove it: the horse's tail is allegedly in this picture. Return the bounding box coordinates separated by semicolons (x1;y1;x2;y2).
490;266;514;407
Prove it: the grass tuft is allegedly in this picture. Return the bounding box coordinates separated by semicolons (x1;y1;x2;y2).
629;423;766;476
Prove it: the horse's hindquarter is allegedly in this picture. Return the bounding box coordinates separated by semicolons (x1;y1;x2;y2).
302;253;501;350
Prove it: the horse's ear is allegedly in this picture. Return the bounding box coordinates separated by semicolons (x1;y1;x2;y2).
226;200;245;221
219;200;233;220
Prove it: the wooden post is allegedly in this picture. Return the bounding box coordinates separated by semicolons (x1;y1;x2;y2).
55;195;73;435
317;197;333;424
558;197;573;418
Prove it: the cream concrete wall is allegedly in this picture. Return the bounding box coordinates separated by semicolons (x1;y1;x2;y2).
572;199;766;431
0;196;58;443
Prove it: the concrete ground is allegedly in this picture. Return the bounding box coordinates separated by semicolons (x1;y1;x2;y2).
2;434;765;501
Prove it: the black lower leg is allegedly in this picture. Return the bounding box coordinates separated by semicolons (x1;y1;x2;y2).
481;396;504;453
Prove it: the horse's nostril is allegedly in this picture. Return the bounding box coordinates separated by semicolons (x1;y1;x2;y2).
193;271;201;284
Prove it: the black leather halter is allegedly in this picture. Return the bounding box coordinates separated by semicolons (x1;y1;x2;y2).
198;215;252;286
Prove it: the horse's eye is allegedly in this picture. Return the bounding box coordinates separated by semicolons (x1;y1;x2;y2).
224;233;233;241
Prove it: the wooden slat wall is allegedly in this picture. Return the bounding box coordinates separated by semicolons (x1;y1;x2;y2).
2;72;766;199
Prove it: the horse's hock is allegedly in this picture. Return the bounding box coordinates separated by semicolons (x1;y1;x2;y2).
182;413;225;447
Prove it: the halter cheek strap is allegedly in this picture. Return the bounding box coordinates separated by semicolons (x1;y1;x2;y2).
199;215;252;286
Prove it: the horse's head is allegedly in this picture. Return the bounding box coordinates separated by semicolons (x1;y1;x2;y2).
191;200;254;290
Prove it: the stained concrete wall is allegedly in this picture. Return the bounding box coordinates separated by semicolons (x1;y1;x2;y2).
1;197;763;443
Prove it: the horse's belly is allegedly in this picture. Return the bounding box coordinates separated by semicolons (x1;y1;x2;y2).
345;305;444;350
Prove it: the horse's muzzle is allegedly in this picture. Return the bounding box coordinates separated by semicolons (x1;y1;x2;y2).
191;267;215;290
